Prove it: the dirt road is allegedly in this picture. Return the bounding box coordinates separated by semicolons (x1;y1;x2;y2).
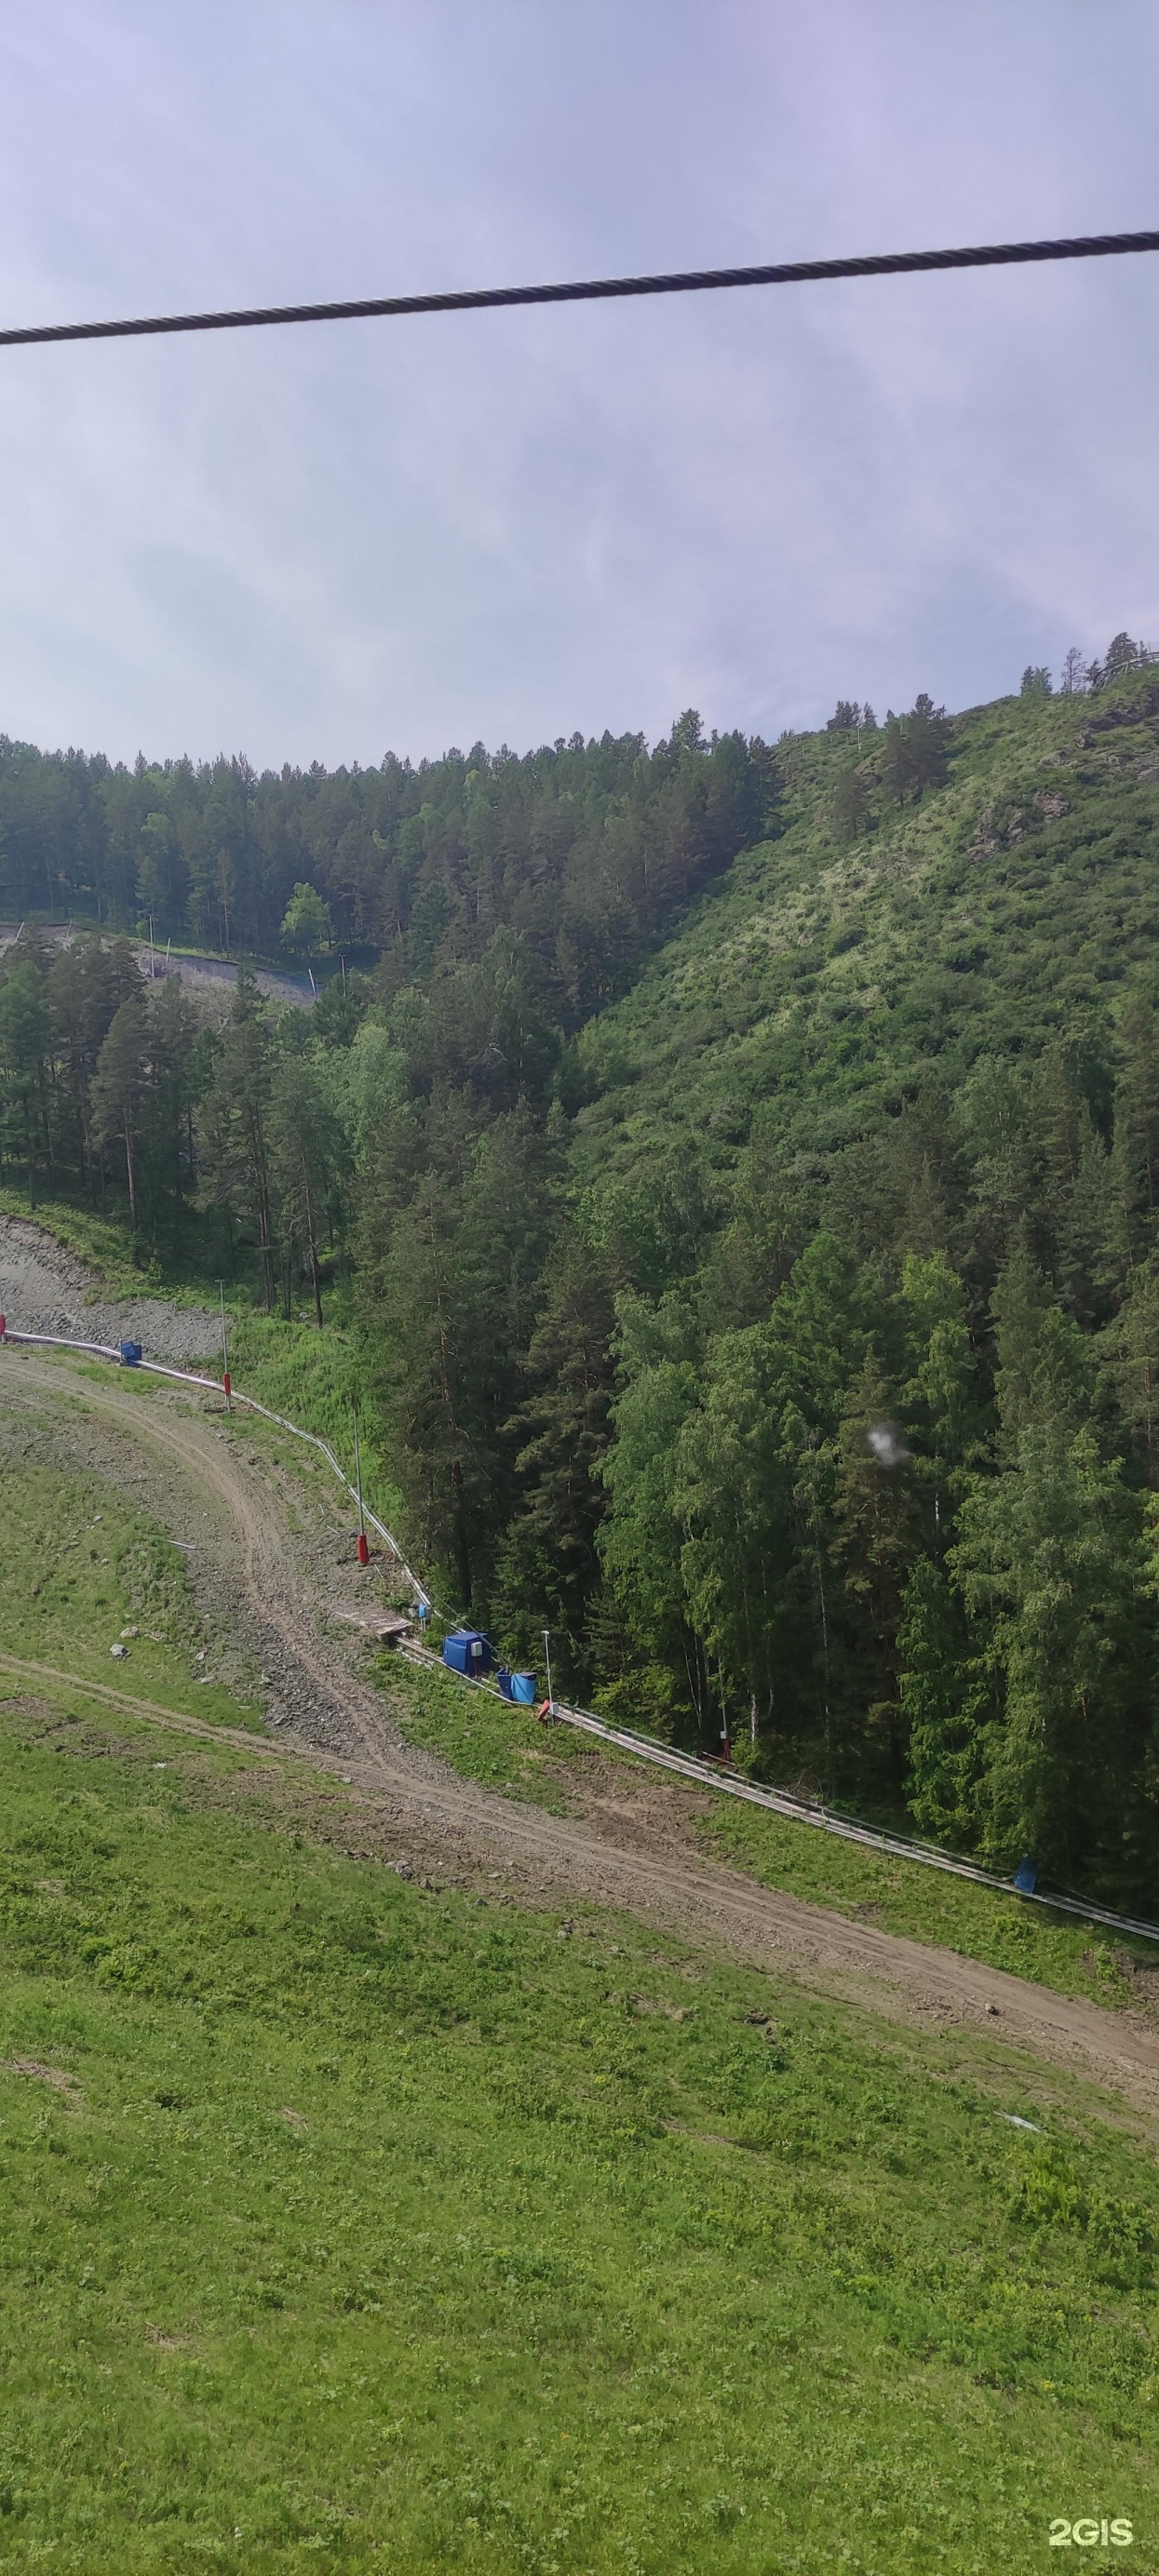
5;1341;1159;2122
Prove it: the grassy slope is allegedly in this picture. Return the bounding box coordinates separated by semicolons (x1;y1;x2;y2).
0;1444;256;1734
375;1651;1157;2006
2;1684;1158;2576
380;1656;586;1817
1;1347;1157;2568
13;1335;1153;2011
10;1195;1159;2019
0;1191;162;1301
226;1312;405;1532
697;1802;1155;2001
573;676;1159;1183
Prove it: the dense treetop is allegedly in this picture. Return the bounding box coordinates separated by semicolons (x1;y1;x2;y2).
0;716;776;1025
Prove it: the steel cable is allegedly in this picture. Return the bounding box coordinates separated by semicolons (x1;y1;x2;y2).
1;225;1157;349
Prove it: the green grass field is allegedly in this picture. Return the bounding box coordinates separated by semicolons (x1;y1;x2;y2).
1;1684;1157;2576
697;1804;1159;2009
371;1648;1159;2013
380;1657;586;1817
0;1370;1156;2569
0;1450;257;1734
224;1314;404;1532
201;1333;1159;2018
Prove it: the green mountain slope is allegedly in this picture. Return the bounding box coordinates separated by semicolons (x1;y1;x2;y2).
547;677;1159;1907
574;676;1159;1188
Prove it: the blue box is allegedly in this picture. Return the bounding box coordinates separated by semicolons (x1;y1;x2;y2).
442;1630;492;1677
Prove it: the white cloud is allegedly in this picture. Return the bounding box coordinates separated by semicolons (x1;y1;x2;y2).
0;0;1156;765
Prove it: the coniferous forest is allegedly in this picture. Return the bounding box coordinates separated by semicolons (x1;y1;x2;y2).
4;643;1159;1907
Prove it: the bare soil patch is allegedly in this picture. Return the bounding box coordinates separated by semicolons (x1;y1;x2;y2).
7;2058;81;2100
0;1212;220;1361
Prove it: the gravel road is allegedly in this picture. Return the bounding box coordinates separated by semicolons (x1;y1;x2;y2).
0;1213;221;1362
5;1340;1159;2124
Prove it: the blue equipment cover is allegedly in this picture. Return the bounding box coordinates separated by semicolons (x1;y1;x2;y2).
119;1339;142;1365
443;1629;492;1676
510;1672;536;1703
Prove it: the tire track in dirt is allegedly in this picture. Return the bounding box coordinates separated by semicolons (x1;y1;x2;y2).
6;1344;1159;2121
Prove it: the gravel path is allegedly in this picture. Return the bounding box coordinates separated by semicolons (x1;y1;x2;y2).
0;1214;220;1362
5;1340;1159;2126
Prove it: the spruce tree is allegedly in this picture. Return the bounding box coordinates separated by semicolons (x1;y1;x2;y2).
898;1555;989;1845
493;1233;616;1680
89;985;150;1233
831;1352;922;1790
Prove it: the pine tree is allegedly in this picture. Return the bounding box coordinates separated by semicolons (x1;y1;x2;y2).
197;997;276;1305
879;695;950;807
950;1425;1153;1887
1100;1249;1159;1483
140;973;201;1248
598;1300;706;1727
831;760;869;843
89;986;150;1232
493;1234;616;1680
830;1352;922;1789
0;951;51;1206
267;1053;347;1324
1109;990;1159;1274
898;1554;990;1845
674;1322;802;1746
363;1171;476;1606
697;1116;804;1330
899;1248;982;1538
991;1250;1092;1447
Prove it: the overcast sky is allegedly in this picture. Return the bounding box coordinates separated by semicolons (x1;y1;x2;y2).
1;1;1157;770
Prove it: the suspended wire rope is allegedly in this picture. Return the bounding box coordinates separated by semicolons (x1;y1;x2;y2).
1;225;1158;350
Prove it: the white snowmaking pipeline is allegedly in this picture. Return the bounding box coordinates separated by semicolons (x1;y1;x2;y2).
0;1325;431;1606
3;1320;1159;1950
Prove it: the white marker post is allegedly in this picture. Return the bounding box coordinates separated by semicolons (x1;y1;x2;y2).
542;1628;554;1718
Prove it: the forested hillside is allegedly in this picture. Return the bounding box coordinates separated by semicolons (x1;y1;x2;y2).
5;653;1159;1906
0;716;774;1014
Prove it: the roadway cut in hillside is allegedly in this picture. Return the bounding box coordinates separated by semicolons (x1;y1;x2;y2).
4;1340;1159;2124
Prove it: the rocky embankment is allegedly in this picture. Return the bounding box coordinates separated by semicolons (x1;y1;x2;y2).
0;1214;220;1364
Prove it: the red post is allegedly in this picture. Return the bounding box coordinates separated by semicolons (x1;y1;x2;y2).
0;1316;6;1339
352;1405;369;1563
222;1370;231;1404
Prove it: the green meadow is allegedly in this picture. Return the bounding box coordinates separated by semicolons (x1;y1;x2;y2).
0;1445;255;1733
373;1646;1159;2011
2;1687;1158;2576
0;1381;1155;2571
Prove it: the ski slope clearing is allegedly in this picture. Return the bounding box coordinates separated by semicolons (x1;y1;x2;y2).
4;1341;1159;2126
